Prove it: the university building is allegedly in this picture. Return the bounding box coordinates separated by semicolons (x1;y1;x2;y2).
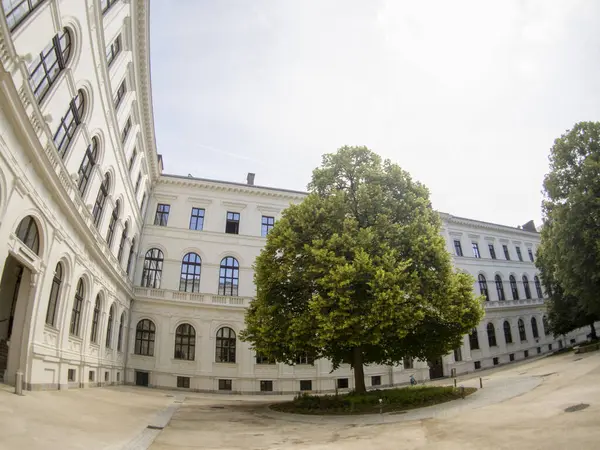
0;1;591;393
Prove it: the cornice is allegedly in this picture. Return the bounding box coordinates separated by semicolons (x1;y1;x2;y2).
439;212;540;239
132;0;160;182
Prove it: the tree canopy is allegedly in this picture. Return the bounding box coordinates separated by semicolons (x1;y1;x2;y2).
241;146;483;392
536;122;600;336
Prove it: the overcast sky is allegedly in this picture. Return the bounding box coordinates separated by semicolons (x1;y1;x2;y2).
149;0;600;228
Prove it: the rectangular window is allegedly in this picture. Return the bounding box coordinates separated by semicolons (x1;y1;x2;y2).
154;203;170;226
509;353;515;362
177;376;190;388
295;354;314;365
189;207;205;231
453;347;463;362
472;242;480;258
114;79;126;109
453;240;463;257
474;361;481;370
488;244;497;259
300;380;312;391
218;379;232;391
121;117;132;144
68;369;76;382
261;216;275;237
403;357;413;369
524;350;529;358
528;248;535;262
493;357;499;365
503;244;510;260
128;148;137;172
225;212;240;234
134;173;141;194
371;375;381;386
260;380;273;392
89;371;95;382
469;329;480;350
106;34;122;67
256;353;275;364
337;378;349;389
516;246;523;261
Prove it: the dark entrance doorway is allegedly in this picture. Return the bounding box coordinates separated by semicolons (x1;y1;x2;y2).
428;358;444;379
135;371;149;387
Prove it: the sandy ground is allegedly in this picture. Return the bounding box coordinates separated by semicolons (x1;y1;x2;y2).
0;351;598;449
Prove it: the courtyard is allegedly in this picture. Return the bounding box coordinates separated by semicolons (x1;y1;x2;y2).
0;351;598;449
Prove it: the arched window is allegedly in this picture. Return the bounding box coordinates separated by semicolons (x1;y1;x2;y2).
106;304;115;348
134;319;155;356
180;253;201;292
495;275;505;301
487;323;497;347
16;215;40;255
478;274;489;301
215;327;236;363
77;138;99;196
141;248;163;288
92;172;110;228
117;222;128;263
518;318;527;341
534;276;543;299
531;317;539;339
126;237;136;276
90;295;101;344
106;200;120;247
522;275;531;299
4;0;45;31
503;321;512;344
45;262;63;326
174;323;196;360
28;29;72;102
117;312;125;352
543;315;550;336
69;279;84;336
53;90;85;158
469;328;479;350
219;257;239;296
509;275;519;300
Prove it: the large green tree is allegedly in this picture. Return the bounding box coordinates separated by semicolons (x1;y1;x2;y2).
241;146;483;393
536;122;600;335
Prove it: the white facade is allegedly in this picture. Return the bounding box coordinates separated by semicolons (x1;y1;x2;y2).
0;1;593;394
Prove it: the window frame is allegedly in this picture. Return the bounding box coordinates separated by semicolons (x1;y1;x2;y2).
134;319;156;356
174;323;196;361
45;263;62;326
189;207;205;231
534;276;543;298
77;138;98;197
128;148;137;172
117;222;128;263
179;252;201;293
53;90;85;158
153;203;170;226
90;295;101;344
261;215;275;237
522;275;532;299
453;239;463;256
509;275;519;300
28;28;72;102
92;173;110;228
531;317;539;339
515;246;523;262
69;279;84;336
215;327;236;363
472;242;480;258
528;248;535;262
105;304;114;348
141;248;164;288
469;329;479;350
478;274;489;301
106;34;122;67
225;211;240;234
16;215;40;255
488;243;497;259
503;321;512;344
117;312;125;352
495;275;505;301
121;116;132;144
106;200;120;247
4;0;46;31
218;256;239;296
487;323;497;347
518;318;527;341
114;79;126;109
502;244;510;260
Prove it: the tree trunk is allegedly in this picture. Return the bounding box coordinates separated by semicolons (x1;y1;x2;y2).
352;347;366;394
590;322;598;341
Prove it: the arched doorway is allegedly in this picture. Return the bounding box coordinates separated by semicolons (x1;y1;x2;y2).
0;216;41;385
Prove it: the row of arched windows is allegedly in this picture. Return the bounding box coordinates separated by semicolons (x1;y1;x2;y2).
134;320;237;363
478;274;543;301
470;316;548;350
141;250;240;296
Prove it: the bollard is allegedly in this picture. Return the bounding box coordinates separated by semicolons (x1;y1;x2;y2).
454;379;457;388
479;377;483;388
15;371;23;396
460;385;465;399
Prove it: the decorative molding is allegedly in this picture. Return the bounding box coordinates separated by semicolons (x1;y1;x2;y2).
221;200;247;211
186;197;213;206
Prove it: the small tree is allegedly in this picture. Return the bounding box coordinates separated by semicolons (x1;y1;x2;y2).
241;146;483;393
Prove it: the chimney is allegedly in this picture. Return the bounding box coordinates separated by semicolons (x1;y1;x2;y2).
247;172;255;186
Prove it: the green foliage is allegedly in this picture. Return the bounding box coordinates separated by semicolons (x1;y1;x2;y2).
271;386;477;415
537;122;600;333
241;146;483;392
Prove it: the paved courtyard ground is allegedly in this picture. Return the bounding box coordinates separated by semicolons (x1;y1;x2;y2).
1;351;599;449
